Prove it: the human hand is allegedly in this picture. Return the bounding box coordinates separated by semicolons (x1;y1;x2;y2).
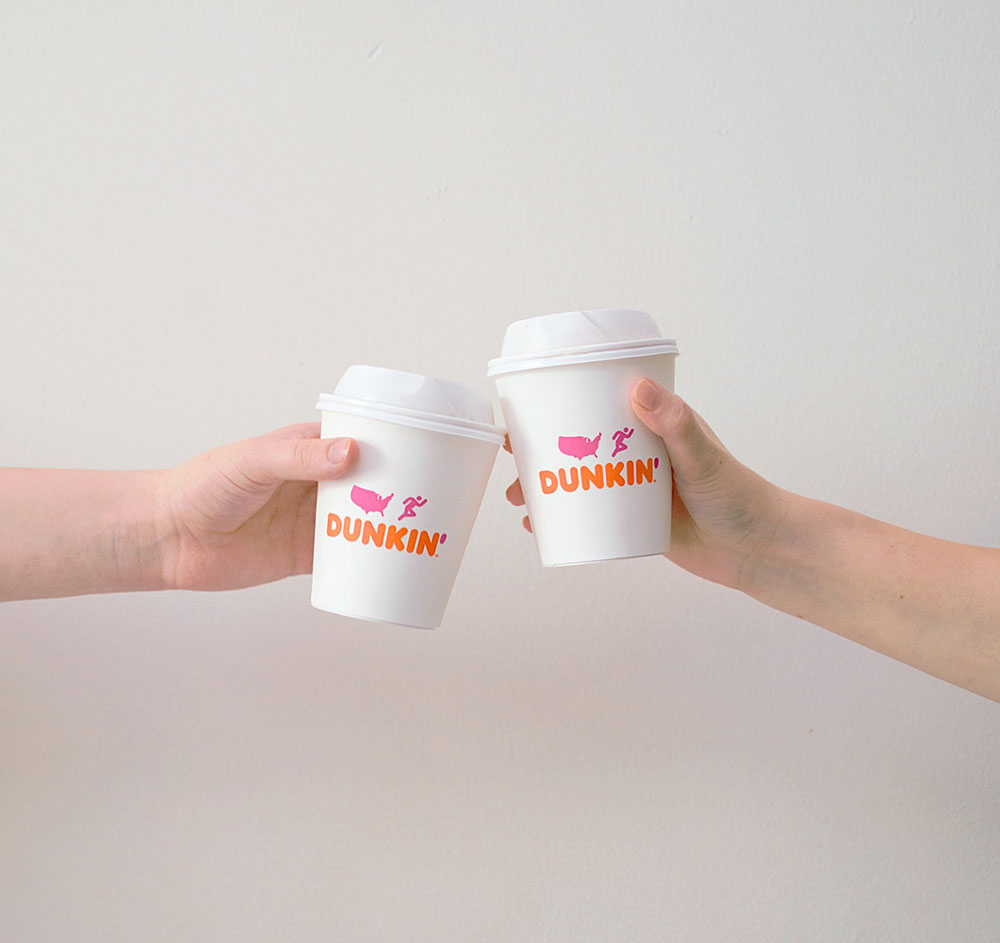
157;423;357;591
505;378;1000;702
504;378;787;592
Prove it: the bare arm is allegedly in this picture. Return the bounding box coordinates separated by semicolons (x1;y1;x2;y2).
628;379;1000;702
507;379;1000;702
0;424;356;602
745;494;1000;700
0;468;166;600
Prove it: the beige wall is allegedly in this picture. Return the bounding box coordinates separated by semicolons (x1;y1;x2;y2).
2;1;999;939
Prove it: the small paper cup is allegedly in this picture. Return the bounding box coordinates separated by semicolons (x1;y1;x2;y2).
488;309;679;566
311;366;504;628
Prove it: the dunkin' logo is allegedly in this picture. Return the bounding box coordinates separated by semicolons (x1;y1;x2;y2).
539;426;660;495
325;484;447;557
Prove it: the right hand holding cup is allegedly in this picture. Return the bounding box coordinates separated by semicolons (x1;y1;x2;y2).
507;378;787;593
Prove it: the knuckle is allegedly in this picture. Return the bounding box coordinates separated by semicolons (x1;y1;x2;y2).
667;397;696;435
699;448;726;483
235;441;272;488
290;437;317;473
216;443;267;493
678;400;699;432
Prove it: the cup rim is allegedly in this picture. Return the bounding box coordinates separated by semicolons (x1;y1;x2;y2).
317;394;506;445
487;338;678;377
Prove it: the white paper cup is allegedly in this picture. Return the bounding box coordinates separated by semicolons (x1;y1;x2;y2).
488;309;679;566
311;365;504;628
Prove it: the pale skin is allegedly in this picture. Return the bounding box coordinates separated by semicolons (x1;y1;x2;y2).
506;379;1000;703
3;390;999;702
0;423;357;600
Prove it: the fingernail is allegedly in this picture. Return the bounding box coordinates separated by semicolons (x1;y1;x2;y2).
634;379;662;411
327;438;351;464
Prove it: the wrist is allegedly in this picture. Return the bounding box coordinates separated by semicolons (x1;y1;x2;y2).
736;489;825;605
737;489;871;630
115;470;175;593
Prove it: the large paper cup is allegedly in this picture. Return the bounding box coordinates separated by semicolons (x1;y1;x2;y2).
311;365;504;628
488;309;679;566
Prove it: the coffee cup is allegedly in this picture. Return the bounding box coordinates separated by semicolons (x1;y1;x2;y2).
488;309;679;566
311;365;504;627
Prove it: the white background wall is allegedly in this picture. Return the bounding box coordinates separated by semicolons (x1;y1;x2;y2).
2;2;999;939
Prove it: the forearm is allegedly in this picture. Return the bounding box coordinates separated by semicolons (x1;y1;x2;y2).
0;468;168;601
745;492;1000;701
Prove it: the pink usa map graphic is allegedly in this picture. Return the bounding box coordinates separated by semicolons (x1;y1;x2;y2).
350;486;440;527
558;426;641;461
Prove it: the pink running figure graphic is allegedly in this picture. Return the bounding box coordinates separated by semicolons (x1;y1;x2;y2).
611;426;634;458
350;485;394;516
558;433;602;460
397;495;428;522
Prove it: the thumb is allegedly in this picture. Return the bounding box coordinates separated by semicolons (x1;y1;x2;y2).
234;434;358;490
629;379;726;488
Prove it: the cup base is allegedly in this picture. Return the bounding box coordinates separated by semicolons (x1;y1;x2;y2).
310;599;438;630
541;548;669;567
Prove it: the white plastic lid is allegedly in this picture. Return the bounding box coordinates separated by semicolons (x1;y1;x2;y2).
317;365;505;444
486;308;678;376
